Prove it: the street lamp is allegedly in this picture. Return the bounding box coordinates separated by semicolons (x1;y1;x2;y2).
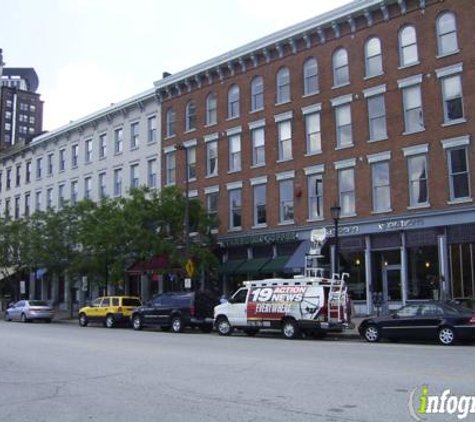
330;204;341;276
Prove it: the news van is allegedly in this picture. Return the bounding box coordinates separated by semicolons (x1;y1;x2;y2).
214;233;352;339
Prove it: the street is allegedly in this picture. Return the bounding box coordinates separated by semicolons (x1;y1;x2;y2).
0;320;473;422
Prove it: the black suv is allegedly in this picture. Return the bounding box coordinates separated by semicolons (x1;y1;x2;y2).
130;291;218;333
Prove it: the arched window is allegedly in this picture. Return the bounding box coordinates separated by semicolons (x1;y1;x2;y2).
250;76;264;111
364;37;383;78
205;93;217;125
166;107;176;137
185;100;196;132
332;48;349;87
399;26;418;67
436;12;458;56
228;84;240;119
303;58;318;95
276;67;290;103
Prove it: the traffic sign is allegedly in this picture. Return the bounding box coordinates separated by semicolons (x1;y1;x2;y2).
185;259;195;277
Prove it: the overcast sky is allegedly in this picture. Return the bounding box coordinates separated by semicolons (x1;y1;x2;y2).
1;0;351;131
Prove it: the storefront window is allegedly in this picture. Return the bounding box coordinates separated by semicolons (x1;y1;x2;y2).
407;246;439;300
450;243;475;299
340;252;366;301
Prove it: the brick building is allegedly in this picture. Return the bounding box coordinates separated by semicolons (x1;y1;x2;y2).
156;0;475;313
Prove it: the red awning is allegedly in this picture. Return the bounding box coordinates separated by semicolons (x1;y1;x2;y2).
127;255;170;275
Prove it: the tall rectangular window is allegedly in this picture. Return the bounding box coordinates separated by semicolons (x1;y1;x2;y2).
147;116;157;143
206;141;218;177
35;191;42;211
24;194;30;217
308;174;323;220
187;147;196;181
72;144;79;167
165;152;176;185
305;112;321;154
47;153;54;176
36;157;43;179
114;128;123;154
58;184;65;209
441;75;464;123
229;134;241;172
371;161;391;212
46;188;53;209
113;168;123;196
16;165;21;186
368;94;387;141
147;159;157;188
99;134;107;158
253;184;267;226
229;188;242;229
25;162;31;183
85;139;93;162
448;147;470;201
99;173;107;199
130;122;139;148
251;127;265;167
335;104;353;148
84;177;92;200
277;120;292;161
402;85;424;133
59;149;66;171
14;197;20;219
71;180;78;205
6;169;11;189
408;155;429;206
279;179;294;223
130;164;139;189
338;168;356;216
206;191;219;221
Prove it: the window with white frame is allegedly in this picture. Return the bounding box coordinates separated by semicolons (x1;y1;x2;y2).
277;120;292;161
147;158;157;188
99;173;107;199
441;74;464;123
15;165;21;187
114;128;123;154
6;168;11;189
165;151;176;185
147;115;157;143
229;188;242;229
365;37;383;78
251;126;265;167
308;173;323;220
276;67;290;104
279;179;294;223
166;107;176;137
25;162;31;183
402;84;424;133
130;164;139;189
303;58;318;96
84;177;92;200
47;188;53;209
99;134;107;158
206;191;219;221
59;149;66;171
113;168;123;196
436;12;458;56
72;144;79;167
305;112;321;154
228;133;241;172
47;153;53;176
58;184;65;209
206;93;217;125
251;76;264;112
206;140;218;177
36;158;42;179
130;122;139;148
252;183;267;226
35;191;41;211
335;104;353;148
338;167;356;216
367;94;387;141
447;147;470;201
24;194;30;217
407;155;429;206
399;25;418;67
371;161;391;213
14;197;20;219
71;180;78;204
4;199;10;217
85;139;93;162
187;147;196;181
228;85;240;119
185;101;196;132
332;48;349;87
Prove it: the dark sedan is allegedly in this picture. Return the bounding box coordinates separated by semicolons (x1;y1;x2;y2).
359;301;475;345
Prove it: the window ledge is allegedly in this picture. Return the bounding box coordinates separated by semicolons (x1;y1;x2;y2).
341;213;357;219
204;122;217;129
407;204;430;210
307;217;324;223
448;198;472;205
227;169;242;175
364;72;384;81
252;224;268;230
305;151;322;157
442;119;466;128
184;129;196;135
99;156;106;161
250;108;264;114
226;116;240;122
165;135;176;141
368;136;388;143
403;128;425;136
275;100;291;106
278;221;295;226
436;50;460;60
371;209;393;215
277;158;293;164
335;144;354;151
205;174;218;179
398;61;420;70
302;91;319;99
332;82;350;90
228;227;242;233
130;146;139;152
114;152;123;157
147;140;158;146
165;182;176;187
251;163;266;169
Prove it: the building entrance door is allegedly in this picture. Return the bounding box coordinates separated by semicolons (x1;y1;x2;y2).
382;265;402;314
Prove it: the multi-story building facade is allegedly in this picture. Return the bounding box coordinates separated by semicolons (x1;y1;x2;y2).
0;88;160;306
157;0;475;313
0;49;44;149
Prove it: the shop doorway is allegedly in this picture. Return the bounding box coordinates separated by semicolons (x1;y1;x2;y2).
382;265;402;314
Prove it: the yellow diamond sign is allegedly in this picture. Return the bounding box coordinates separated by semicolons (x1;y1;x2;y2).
185;259;195;277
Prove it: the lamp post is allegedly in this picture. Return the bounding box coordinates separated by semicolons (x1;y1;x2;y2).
330;204;341;276
175;144;190;253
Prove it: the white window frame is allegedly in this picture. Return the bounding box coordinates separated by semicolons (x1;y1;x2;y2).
399;25;419;68
130;122;139;149
147;115;157;143
370;160;391;213
436;12;458;57
206;140;218;178
278;178;294;224
228;131;241;173
335;159;357;217
166;107;176;137
276;67;290;104
185;101;196;132
277;119;292;162
251;125;265;167
114;128;123;154
130;163;140;189
332;48;349;87
228;85;240;119
147;158;157;189
251;76;264;111
113;168;123;197
206;93;217;126
400;80;424;134
334;102;353;148
303;57;318;96
165;150;176;186
228;187;242;230
252;182;267;227
365;37;383;78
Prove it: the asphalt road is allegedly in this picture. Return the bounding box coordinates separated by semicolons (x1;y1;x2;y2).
0;320;473;422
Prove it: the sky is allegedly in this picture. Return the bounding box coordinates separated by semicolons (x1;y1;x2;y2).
1;0;352;131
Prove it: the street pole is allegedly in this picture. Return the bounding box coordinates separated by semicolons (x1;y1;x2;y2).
331;205;341;276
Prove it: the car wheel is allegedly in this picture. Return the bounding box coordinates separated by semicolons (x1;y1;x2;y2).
438;326;456;346
200;324;213;334
78;313;88;327
21;313;29;323
105;314;115;329
132;315;143;331
282;319;301;340
216;316;233;336
4;312;11;322
363;324;381;343
171;316;184;333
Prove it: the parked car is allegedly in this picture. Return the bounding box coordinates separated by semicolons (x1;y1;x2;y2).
359;301;475;345
78;296;142;328
131;291;219;333
4;300;54;323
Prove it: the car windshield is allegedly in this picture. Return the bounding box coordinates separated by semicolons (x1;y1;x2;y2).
123;298;141;307
29;301;49;307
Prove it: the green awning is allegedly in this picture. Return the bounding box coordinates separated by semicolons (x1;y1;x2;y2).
261;255;291;273
234;258;270;275
219;259;246;274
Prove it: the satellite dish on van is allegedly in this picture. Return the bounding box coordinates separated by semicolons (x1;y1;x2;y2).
309;228;326;257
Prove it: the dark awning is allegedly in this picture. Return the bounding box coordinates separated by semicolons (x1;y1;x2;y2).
234;258;270;275
261;255;291;274
284;240;311;273
219;259;246;275
127;255;170;275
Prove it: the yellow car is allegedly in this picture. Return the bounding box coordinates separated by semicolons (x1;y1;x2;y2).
78;296;142;328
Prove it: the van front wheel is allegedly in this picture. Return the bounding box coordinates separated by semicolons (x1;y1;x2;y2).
282;319;301;339
216;316;233;336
